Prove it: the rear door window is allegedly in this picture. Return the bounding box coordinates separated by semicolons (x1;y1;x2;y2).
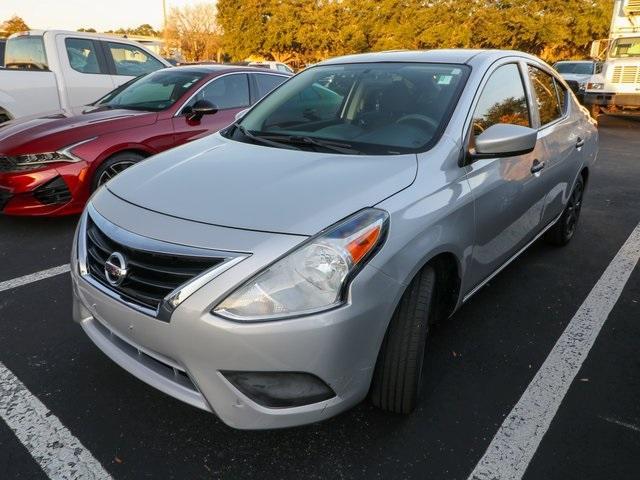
106;42;164;76
528;66;563;126
65;38;103;74
4;35;48;70
254;74;287;99
472;63;531;136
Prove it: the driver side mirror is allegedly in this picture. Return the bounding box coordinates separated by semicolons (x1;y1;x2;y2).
470;124;538;159
186;99;218;122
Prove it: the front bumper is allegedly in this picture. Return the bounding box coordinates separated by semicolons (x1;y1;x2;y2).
583;92;640;108
71;199;402;430
0;162;89;216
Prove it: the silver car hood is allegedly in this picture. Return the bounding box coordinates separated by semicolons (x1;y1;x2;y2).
107;134;417;235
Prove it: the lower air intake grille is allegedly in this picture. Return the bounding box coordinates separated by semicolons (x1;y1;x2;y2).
0;187;11;211
33;176;72;205
86;217;226;311
0;156;16;172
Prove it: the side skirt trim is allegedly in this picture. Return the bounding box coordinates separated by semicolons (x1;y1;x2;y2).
462;213;562;304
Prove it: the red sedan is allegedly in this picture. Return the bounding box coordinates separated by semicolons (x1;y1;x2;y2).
0;66;290;216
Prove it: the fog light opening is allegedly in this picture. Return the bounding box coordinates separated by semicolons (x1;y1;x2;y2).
221;371;336;408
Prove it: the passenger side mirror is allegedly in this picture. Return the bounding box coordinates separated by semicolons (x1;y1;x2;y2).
471;124;538;159
235;109;249;122
187;100;218;121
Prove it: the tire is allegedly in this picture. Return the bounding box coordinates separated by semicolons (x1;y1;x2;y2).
91;152;145;192
370;265;437;414
544;176;585;246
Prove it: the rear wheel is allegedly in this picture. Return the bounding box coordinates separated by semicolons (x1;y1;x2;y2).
544;176;585;246
370;265;437;414
91;152;144;191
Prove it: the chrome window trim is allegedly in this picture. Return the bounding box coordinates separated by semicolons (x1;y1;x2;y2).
79;204;250;321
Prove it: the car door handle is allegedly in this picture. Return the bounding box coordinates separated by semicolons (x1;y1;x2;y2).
531;159;545;174
576;137;585;149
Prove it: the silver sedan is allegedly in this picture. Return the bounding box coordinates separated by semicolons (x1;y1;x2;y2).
71;49;598;429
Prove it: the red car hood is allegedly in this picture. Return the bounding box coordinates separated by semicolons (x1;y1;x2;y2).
0;109;158;155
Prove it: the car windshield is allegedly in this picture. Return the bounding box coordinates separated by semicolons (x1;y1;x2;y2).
96;69;205;111
227;62;469;155
610;37;640;58
555;62;594;75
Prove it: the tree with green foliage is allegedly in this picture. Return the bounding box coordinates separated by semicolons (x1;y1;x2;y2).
216;0;614;66
1;15;29;37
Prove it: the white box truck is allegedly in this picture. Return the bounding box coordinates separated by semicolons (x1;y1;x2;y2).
585;0;640;116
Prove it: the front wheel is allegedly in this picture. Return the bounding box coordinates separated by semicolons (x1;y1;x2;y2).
91;152;144;192
370;266;437;414
545;176;585;246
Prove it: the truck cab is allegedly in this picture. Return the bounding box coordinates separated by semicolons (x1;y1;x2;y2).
584;0;640;116
0;30;170;123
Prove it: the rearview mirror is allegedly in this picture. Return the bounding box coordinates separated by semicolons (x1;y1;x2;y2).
187;100;218;121
472;124;538;159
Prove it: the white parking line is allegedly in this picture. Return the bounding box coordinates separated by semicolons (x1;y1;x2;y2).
0;264;70;293
469;222;640;480
0;361;112;479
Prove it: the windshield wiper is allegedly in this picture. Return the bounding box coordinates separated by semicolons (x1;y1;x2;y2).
233;123;301;151
257;134;361;154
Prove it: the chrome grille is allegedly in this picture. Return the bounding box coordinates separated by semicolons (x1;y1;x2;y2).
611;65;640;84
85;217;226;311
624;0;640;15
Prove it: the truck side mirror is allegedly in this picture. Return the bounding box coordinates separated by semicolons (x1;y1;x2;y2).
590;40;608;60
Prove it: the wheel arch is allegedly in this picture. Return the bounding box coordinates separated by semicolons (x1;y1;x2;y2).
580;166;589;187
90;148;153;191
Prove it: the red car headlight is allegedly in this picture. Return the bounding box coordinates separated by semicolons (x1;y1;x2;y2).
1;138;96;172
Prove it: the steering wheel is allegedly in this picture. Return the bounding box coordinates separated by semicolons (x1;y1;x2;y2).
396;114;439;131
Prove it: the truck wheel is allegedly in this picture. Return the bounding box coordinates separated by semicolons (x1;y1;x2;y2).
91;152;145;191
370;265;436;414
544;176;585;247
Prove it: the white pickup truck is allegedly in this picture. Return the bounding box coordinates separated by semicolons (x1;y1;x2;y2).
0;30;170;123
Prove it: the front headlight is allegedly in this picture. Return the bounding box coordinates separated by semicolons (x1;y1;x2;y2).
10;152;75;169
214;208;389;321
2;138;96;172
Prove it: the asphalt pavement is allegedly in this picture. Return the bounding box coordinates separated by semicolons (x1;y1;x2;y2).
0;114;638;479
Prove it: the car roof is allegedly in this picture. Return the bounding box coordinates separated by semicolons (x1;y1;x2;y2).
169;64;291;75
317;49;541;66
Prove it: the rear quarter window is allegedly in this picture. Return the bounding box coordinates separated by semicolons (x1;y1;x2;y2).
528;66;563;126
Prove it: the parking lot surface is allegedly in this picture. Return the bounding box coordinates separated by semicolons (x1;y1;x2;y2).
0;115;638;479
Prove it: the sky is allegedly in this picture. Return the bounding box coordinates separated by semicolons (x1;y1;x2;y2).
0;0;208;32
